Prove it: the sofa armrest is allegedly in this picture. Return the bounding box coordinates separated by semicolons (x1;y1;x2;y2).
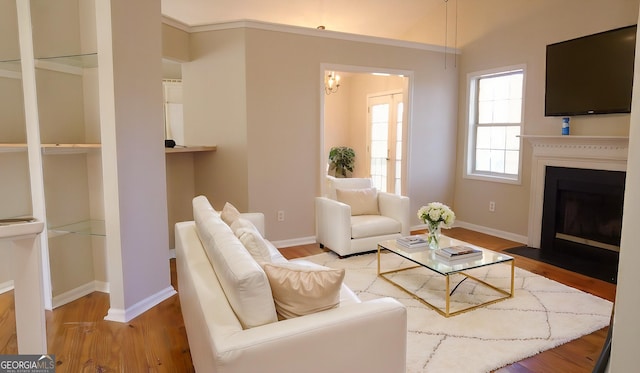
216;298;407;373
240;212;265;237
378;192;411;237
315;197;352;252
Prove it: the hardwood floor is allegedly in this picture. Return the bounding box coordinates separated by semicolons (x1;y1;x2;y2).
0;227;615;372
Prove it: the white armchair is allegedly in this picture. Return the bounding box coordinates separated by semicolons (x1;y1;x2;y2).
315;176;410;257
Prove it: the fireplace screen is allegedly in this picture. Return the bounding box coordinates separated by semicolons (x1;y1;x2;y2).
556;188;623;251
541;166;625;253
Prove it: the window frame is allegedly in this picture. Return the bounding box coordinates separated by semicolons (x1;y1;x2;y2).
464;65;526;185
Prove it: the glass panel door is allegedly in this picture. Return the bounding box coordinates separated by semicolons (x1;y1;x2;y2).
368;92;404;194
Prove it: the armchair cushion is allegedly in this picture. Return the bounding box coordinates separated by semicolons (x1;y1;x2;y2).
263;262;345;320
351;215;402;239
336;187;379;215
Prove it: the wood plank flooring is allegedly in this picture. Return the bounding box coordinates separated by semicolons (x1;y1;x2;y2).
0;227;615;372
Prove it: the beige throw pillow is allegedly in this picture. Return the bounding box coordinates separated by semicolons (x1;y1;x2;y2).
221;202;241;225
335;187;379;215
263;262;345;320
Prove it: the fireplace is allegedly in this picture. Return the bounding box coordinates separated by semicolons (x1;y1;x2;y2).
540;166;625;255
521;135;629;283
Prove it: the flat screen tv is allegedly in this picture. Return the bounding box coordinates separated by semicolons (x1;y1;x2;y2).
545;25;637;116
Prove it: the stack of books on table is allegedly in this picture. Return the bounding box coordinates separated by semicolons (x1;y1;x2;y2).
396;235;428;248
435;245;483;261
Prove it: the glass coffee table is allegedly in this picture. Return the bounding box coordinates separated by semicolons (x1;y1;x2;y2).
377;235;514;317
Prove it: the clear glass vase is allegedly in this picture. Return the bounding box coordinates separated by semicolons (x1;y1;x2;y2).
426;221;441;250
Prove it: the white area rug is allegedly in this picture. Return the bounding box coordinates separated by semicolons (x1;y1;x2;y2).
305;251;613;373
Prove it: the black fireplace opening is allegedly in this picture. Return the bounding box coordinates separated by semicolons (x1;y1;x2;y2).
539;166;624;283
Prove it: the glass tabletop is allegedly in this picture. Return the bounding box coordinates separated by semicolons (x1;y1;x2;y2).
378;234;513;276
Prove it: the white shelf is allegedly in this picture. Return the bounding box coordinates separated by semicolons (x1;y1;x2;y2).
165;145;217;154
48;220;106;238
0;143;101;154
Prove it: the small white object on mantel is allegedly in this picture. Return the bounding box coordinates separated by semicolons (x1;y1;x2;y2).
520;135;629;249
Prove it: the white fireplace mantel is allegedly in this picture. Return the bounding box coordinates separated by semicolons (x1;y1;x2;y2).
523;135;629;248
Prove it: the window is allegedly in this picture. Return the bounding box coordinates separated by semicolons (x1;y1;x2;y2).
466;67;525;183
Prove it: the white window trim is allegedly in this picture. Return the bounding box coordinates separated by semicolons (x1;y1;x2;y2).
463;64;526;185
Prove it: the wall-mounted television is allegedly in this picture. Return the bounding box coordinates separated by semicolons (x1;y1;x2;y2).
545;25;637;117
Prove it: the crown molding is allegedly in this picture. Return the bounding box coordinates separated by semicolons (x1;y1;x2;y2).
161;17;460;54
162;15;191;32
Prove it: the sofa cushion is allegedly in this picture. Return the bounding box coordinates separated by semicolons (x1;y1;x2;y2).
221;202;241;225
350;215;402;239
193;199;278;329
193;195;218;223
263;262;345;320
336;188;379;215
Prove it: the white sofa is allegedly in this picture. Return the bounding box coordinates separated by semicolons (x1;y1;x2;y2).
175;196;407;373
316;176;410;257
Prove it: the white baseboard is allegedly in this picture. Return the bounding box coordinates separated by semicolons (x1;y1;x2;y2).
410;221;528;244
52;280;109;309
0;280;14;295
104;286;177;323
451;220;528;244
271;236;317;249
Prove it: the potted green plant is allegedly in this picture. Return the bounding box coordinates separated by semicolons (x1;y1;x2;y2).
328;146;355;178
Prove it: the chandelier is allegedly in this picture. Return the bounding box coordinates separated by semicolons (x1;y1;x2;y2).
325;71;341;95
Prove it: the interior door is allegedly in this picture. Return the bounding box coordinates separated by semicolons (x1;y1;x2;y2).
368;92;404;194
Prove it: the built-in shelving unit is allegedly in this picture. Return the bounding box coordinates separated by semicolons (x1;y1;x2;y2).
0;0;106;314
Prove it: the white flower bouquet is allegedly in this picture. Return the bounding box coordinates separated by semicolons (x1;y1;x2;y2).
417;202;455;228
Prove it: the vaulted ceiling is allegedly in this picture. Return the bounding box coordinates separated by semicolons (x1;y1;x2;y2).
161;0;450;44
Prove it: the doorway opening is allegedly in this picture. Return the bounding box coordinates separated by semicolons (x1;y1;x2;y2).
320;65;411;197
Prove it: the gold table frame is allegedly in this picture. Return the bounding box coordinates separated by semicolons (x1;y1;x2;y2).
377;241;515;318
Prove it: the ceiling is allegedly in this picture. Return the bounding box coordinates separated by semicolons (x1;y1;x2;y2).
161;0;446;42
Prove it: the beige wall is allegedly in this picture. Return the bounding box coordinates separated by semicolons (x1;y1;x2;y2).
323;74;350;174
184;28;249;211
447;0;638;238
185;26;458;241
97;0;172;314
162;23;189;63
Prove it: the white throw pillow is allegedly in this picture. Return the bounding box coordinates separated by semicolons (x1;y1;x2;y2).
263;262;345;320
221;202;241;225
234;221;273;264
335;187;379;215
229;217;256;235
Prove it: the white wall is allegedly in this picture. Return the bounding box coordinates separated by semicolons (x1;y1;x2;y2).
185;26;458;241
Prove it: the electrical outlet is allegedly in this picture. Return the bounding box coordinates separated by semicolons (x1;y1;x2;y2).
489;201;496;212
277;210;285;222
